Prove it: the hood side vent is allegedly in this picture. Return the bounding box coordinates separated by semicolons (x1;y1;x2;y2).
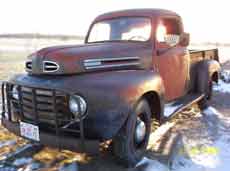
25;60;32;71
84;57;140;70
43;61;60;73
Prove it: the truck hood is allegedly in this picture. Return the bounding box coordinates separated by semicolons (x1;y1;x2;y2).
26;42;152;75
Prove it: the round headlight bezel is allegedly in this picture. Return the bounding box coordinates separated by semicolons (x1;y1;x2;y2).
12;85;19;100
69;95;87;120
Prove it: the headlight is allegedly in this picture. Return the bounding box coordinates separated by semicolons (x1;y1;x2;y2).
69;95;87;119
12;86;19;100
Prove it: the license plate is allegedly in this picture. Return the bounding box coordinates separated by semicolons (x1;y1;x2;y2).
20;122;40;141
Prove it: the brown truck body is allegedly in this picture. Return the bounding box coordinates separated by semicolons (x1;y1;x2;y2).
1;9;221;166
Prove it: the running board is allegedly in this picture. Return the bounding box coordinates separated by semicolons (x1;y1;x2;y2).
163;93;204;121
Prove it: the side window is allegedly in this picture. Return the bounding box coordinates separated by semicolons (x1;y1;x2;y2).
88;23;111;42
156;18;182;47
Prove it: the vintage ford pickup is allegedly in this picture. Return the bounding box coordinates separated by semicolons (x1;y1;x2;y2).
1;9;220;167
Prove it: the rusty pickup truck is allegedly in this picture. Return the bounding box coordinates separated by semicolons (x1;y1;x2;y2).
1;9;220;167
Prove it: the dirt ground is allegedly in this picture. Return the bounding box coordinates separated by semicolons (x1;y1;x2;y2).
0;64;229;171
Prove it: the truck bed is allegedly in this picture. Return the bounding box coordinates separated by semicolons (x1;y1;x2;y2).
189;49;219;62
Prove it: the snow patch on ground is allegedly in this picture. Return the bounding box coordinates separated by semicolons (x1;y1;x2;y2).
220;70;230;83
203;106;222;116
172;107;230;171
137;106;230;171
136;157;168;171
213;80;230;93
172;136;230;171
164;103;183;117
213;70;230;93
13;157;33;166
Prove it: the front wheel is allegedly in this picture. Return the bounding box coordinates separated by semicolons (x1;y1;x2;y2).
112;99;151;167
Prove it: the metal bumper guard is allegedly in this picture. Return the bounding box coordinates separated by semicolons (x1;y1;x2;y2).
1;82;99;154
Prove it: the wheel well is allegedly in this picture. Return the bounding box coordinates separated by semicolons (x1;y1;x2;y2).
142;91;161;122
212;71;219;83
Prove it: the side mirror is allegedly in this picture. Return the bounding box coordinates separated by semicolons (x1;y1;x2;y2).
179;33;190;47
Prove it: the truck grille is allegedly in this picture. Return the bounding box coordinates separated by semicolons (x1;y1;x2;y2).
12;86;72;125
43;61;59;72
2;82;87;146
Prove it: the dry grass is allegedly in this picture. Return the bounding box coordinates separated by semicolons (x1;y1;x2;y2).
0;52;27;81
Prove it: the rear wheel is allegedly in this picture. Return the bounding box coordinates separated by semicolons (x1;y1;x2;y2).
112;99;151;167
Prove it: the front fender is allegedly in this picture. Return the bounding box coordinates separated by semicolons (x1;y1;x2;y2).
9;70;164;140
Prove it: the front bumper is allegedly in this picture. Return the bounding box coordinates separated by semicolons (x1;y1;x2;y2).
1;81;99;154
2;118;99;154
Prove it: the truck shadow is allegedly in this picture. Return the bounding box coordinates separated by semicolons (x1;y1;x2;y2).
76;127;181;171
210;91;230;115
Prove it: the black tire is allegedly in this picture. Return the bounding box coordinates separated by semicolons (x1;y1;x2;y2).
198;80;213;110
207;80;213;100
112;99;151;167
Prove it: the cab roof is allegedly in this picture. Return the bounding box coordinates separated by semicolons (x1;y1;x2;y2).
94;9;180;22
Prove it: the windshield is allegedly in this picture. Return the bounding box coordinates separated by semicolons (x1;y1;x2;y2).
87;17;152;43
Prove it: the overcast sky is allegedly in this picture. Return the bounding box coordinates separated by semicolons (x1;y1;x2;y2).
0;0;229;42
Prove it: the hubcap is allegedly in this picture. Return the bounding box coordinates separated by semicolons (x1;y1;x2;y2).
134;118;146;144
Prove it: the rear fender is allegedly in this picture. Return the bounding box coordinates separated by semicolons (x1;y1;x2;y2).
195;60;221;94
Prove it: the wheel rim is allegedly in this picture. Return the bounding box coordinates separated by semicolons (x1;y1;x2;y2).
134;117;146;145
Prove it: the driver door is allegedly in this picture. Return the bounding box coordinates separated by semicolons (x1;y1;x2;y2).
154;17;189;102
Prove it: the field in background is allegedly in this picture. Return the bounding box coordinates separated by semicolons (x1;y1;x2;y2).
0;36;84;80
0;36;230;81
0;51;29;80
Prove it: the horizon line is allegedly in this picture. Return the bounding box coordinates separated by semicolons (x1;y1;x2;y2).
0;33;229;46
